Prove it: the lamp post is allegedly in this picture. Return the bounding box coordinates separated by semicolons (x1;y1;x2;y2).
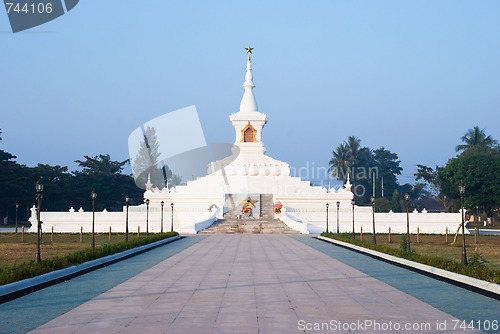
351;200;355;240
35;181;44;263
405;193;411;252
125;196;129;242
91;190;97;250
145;199;150;236
336;201;340;233
371;196;376;244
459;183;468;266
326;203;329;233
170;202;174;232
160;201;164;234
15;204;19;233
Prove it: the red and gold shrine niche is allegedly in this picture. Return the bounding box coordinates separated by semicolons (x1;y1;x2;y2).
241;122;257;143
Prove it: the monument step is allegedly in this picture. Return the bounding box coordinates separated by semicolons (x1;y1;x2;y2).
200;193;298;234
198;218;301;234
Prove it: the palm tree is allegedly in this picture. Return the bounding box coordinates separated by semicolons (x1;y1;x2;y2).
345;136;360;174
328;143;350;180
456;126;497;152
345;136;360;161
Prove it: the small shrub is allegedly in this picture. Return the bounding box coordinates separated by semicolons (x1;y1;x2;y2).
339;232;352;240
468;248;487;268
400;235;407;252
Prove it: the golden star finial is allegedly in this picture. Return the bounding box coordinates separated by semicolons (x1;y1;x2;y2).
241;197;259;208
245;45;254;61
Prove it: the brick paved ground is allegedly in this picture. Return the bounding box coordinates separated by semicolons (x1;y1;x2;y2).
27;235;483;333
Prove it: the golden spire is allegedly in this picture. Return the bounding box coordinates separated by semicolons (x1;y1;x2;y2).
245;45;254;61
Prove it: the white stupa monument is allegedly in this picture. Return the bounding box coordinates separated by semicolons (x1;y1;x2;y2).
29;47;464;235
144;46;354;233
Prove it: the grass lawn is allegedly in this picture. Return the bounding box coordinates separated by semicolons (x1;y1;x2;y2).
354;233;500;272
0;232;151;268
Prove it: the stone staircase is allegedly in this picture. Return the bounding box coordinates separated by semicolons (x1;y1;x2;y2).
199;194;300;234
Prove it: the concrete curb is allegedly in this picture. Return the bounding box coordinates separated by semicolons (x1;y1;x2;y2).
316;236;500;300
0;235;183;303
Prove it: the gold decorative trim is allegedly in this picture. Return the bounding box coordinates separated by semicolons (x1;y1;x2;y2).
240;121;257;143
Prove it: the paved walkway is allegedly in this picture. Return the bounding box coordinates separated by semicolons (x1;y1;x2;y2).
27;235;482;333
0;236;207;334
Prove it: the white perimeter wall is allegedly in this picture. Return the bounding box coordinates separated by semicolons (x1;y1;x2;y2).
28;205;219;234
27;204;467;235
284;205;468;235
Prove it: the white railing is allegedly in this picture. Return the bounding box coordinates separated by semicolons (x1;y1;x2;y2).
277;208;308;234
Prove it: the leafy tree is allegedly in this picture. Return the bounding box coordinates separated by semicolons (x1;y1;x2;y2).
69;172;142;211
0;128;145;220
439;147;500;218
72;154;142;211
415;164;451;211
372;148;402;199
350;147;374;203
410;183;432;200
343;137;374;202
75;154;128;175
330;137;403;205
0;150;31;220
0;130;30;220
352;147;373;182
375;197;392;212
391;190;402;212
455;126;497;152
30;164;73;211
0;150;16;163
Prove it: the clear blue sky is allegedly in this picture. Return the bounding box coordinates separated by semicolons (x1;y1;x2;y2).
1;1;499;185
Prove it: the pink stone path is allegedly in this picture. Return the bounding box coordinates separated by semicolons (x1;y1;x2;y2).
29;235;481;334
